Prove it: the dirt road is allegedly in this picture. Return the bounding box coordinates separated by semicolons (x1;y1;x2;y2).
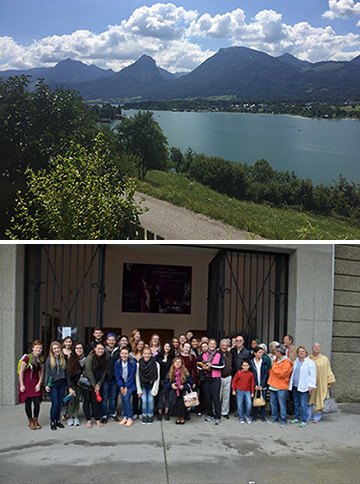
135;192;262;240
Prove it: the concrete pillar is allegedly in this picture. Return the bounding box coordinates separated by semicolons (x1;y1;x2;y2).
0;244;25;405
286;244;334;357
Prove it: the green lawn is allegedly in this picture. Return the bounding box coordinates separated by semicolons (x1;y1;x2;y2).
136;171;360;240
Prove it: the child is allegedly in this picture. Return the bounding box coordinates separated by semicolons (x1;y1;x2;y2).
232;360;255;424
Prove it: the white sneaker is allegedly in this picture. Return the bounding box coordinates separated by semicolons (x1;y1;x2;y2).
73;418;80;426
67;418;74;426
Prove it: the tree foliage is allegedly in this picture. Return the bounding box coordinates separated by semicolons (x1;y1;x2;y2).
115;110;168;180
0;75;96;181
171;149;360;221
6;134;142;240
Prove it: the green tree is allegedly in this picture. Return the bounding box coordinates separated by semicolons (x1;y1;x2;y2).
6;134;142;240
170;147;185;173
115;110;168;180
0;76;96;181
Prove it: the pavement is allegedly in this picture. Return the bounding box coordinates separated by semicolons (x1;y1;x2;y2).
135;192;262;240
0;403;359;484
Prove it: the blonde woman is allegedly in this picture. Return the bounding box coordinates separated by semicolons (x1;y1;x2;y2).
45;341;67;430
131;339;145;419
166;357;192;424
149;333;161;357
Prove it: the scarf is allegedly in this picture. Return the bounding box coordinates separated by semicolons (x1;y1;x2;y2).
204;350;216;376
122;360;128;383
175;369;181;397
139;357;158;387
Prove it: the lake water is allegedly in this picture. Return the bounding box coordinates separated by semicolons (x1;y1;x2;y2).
118;110;360;185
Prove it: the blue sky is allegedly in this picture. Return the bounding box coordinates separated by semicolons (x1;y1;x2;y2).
1;1;360;72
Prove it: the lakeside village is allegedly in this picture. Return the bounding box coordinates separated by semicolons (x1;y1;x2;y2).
92;99;360;122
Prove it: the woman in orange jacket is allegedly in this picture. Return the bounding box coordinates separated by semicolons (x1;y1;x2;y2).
267;345;293;428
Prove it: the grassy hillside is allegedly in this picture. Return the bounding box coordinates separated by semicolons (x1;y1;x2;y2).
136;171;360;240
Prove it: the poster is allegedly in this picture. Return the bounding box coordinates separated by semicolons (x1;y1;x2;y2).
122;263;192;314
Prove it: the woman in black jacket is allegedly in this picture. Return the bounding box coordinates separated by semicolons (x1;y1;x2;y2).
81;342;108;428
250;346;270;423
66;342;86;426
156;341;174;421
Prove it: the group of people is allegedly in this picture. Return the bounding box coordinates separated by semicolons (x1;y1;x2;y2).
18;328;336;431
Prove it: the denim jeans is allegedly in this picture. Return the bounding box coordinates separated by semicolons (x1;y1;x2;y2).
141;385;154;417
101;379;118;417
293;387;309;423
270;389;288;423
307;404;323;422
236;390;252;420
121;389;133;419
49;379;66;421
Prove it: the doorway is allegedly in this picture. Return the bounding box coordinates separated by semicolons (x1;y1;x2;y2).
207;248;288;345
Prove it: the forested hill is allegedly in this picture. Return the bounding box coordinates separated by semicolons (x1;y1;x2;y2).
2;46;360;101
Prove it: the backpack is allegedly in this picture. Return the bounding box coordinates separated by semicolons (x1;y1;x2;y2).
17;354;44;374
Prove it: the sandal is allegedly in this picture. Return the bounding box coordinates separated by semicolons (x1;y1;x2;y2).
95;420;104;428
86;421;92;429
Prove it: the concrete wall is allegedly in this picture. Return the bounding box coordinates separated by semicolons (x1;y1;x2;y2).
0;245;25;405
332;244;360;402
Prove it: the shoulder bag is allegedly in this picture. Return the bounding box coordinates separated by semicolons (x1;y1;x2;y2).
253;389;266;407
322;389;337;414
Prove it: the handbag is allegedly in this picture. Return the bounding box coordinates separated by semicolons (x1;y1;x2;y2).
253;390;266;407
78;375;92;390
183;390;200;408
322;389;337;414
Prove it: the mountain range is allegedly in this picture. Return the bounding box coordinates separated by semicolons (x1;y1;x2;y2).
1;47;360;101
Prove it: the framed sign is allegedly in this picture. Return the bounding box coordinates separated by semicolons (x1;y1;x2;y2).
122;263;192;314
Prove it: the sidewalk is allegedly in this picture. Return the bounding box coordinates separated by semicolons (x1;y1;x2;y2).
0;403;359;484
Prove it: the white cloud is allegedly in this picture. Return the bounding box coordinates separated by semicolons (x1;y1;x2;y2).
323;0;360;19
191;7;360;62
122;3;197;40
1;3;360;73
190;8;247;39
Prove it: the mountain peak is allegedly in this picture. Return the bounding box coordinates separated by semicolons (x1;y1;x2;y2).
136;55;157;65
277;53;311;69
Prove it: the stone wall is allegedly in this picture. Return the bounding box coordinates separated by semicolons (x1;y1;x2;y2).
332;244;360;402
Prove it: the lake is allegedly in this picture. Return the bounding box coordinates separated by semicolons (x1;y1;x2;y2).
116;110;360;185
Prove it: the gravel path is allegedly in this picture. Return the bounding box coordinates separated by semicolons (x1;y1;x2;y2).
135;192;262;240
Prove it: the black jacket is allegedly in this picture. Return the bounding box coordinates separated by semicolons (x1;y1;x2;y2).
105;346;120;380
250;357;270;389
231;346;251;375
